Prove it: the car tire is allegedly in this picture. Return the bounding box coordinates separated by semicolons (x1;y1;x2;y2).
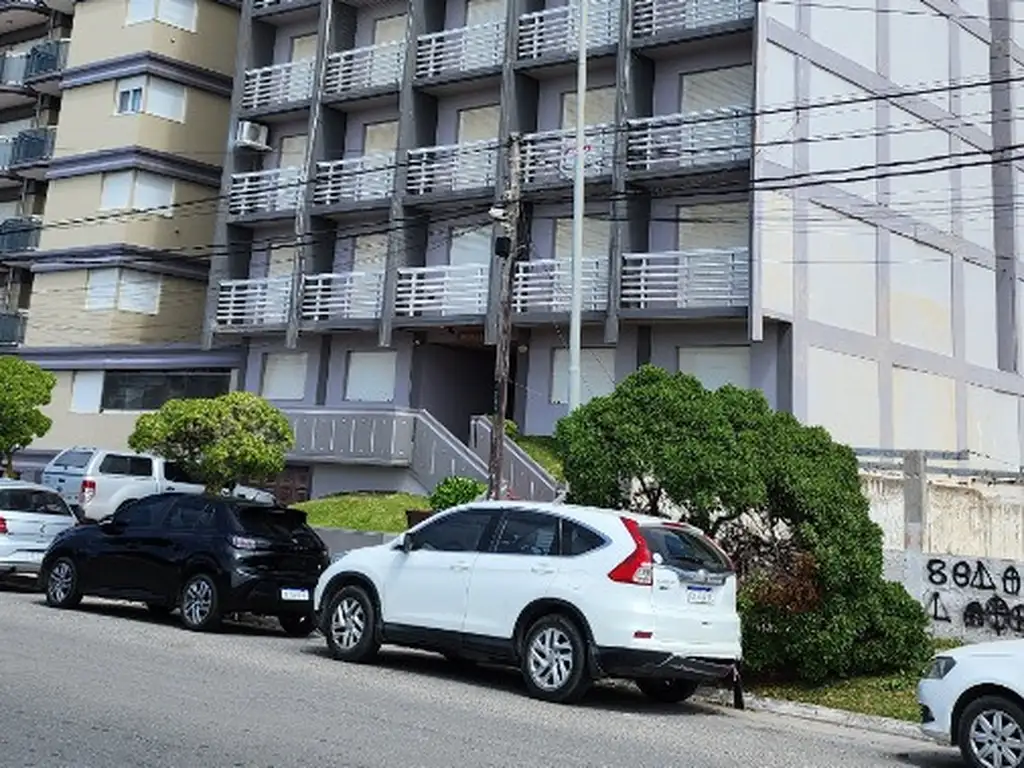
323;585;380;663
635;678;700;704
520;614;591;704
957;694;1024;768
179;573;222;632
279;613;315;638
44;557;82;609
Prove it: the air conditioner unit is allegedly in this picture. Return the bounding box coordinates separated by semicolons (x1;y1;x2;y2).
235;120;270;151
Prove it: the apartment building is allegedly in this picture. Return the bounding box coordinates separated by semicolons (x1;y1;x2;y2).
3;0;244;476
202;0;1024;498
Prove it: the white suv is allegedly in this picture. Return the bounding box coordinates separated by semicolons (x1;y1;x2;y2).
312;501;742;704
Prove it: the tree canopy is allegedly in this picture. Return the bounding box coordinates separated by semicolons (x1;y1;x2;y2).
129;392;294;495
554;365;930;683
0;357;56;478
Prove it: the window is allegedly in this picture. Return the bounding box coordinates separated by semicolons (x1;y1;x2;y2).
163;462;203;484
115;495;176;528
344;351;397;402
413;510;497;553
677;202;749;250
494;510;559;556
101;369;232;411
0;488;72;517
165;496;218;531
69;371;104;413
116;76;145;114
449;226;491;266
50;449;94;469
550;347;616;405
126;0;197;31
98;454;154;477
85;269;162;315
562;521;606;556
677;346;751;391
554;217;610;260
115;76;186;121
680;66;753;113
262;352;308;400
561;86;617;127
640;526;732;572
99;171;174;214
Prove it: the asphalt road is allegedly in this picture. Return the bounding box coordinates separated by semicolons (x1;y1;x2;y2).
0;579;960;768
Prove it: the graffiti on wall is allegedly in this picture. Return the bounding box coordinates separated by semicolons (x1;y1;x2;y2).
925;557;1024;634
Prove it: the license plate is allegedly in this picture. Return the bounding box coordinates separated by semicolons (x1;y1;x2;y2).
280;588;310;602
687;586;713;604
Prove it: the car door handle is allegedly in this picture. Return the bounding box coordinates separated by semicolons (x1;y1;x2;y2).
531;564;556;575
450;562;470;572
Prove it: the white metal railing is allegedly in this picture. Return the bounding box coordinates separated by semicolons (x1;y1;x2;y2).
626;108;751;172
620;249;749;309
300;271;384;321
521;124;614;185
632;0;755;38
0;52;26;87
313;153;394;206
518;0;620;59
395;264;490;316
512;258;609;313
0;136;13;170
229;167;303;216
323;42;405;96
406;139;498;195
415;21;505;79
241;59;315;110
216;277;292;326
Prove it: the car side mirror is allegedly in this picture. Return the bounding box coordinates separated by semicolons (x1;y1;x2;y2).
401;534;415;553
101;518;124;533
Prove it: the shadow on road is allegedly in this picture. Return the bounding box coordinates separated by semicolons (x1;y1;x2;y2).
890;749;963;767
0;574;39;594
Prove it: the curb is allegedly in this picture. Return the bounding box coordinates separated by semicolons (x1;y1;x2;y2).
694;687;930;742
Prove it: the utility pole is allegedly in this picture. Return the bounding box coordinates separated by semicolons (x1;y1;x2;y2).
487;133;522;500
568;0;590;411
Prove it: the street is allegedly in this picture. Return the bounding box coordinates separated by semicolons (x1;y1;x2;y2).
0;582;958;768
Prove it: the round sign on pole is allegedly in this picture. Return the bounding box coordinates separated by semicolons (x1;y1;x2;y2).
559;143;595;178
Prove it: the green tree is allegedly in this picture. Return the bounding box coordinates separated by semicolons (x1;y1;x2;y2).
129;391;294;495
0;357;56;478
554;365;931;684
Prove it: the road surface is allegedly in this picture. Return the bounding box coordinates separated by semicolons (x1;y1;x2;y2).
0;580;960;768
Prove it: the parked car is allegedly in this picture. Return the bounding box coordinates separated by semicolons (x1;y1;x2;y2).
312;501;742;704
917;638;1024;768
0;478;79;577
40;492;330;635
40;447;275;520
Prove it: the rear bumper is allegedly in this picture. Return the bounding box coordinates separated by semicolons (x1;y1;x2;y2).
594;647;740;682
225;570;317;616
0;553;45;576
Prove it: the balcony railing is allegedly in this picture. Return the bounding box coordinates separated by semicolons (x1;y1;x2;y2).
632;0;755;38
512;258;609;313
0;216;42;253
415;20;505;79
620;249;749;309
312;153;393;206
0;135;13;170
323;42;404;96
215;277;292;327
10;127;54;166
518;0;620;59
626;108;751;172
0;52;26;87
24;39;69;80
406;139;498;195
241;59;315;111
300;271;384;321
228;167;302;216
0;310;26;346
521;125;614;185
395;264;490;316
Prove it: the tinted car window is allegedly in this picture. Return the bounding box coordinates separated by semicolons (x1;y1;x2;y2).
562;520;605;556
128;457;153;477
99;454;153;478
115;495;176;528
414;510;495;553
641;526;731;572
494;510;559;556
229;505;321;547
165;496;219;531
163;462;201;484
0;488;73;517
51;450;93;469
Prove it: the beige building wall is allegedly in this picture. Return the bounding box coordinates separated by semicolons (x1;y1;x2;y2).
23;270;205;347
66;0;238;76
30;371;140;452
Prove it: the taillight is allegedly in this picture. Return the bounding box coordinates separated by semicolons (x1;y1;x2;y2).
230;535;269;551
79;479;96;505
608;517;654;586
0;516;7;534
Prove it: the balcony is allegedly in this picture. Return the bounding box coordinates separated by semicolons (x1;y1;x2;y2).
228;167;302;217
512;258;609;313
632;0;755;39
300;271;384;322
406;140;498;196
215;277;292;327
0;216;41;254
415;21;505;80
521;125;614;186
24;39;69;82
9;126;54;171
0;50;26;87
395;264;490;317
323;42;404;98
518;0;620;60
0;310;25;346
240;59;315;112
620;249;749;310
626;109;751;174
0;0;49;34
312;154;393;207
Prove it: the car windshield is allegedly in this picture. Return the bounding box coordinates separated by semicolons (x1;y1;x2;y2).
229;506;320;546
640;526;732;572
0;488;72;516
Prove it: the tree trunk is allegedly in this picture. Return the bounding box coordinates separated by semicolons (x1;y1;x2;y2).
3;453;14;479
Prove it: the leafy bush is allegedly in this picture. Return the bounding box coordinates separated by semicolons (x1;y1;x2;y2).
555;365;932;684
0;357;56;478
429;476;486;512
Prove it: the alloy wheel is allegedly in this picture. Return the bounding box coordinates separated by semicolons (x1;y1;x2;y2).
47;560;74;604
330;596;365;650
970;709;1024;768
183;578;214;627
527;627;574;692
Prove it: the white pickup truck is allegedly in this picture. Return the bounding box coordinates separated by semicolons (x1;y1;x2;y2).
40;447;275;520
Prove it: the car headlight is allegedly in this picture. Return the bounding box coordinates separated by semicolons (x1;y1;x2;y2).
924;656;957;680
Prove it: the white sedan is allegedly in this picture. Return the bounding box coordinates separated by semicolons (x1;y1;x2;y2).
917;638;1024;768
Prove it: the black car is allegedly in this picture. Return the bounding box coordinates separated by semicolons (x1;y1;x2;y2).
39;492;330;636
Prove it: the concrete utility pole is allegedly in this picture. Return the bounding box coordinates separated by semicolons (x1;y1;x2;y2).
567;0;590;412
487;134;523;500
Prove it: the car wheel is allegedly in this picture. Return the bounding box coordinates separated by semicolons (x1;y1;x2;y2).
279;613;315;638
958;695;1024;768
520;614;591;704
635;678;700;704
44;557;82;609
323;585;380;663
179;573;222;632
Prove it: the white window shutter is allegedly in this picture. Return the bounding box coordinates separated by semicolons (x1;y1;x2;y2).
681;66;753;113
363;121;398;153
156;0;196;30
345;351;397;402
85;269;119;310
678;346;751;390
132;172;174;212
457;105;500;142
550;348;569;404
449;226;491;266
678;202;749;250
100;171;133;210
145;78;186;121
580;348;616;402
554;217;610;260
290;34;318;61
353;234;387;270
372;14;406;43
267;241;296;278
70;371;105;414
561;87;617;127
117;270;161;314
466;0;503;25
261;353;307;400
126;0;155;24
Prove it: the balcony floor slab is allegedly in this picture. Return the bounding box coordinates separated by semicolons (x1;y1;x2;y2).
631;19;754;57
238;102;311;124
513;46;617;76
322;88;399;111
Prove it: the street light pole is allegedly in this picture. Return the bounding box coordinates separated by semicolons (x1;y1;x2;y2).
567;0;589;412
